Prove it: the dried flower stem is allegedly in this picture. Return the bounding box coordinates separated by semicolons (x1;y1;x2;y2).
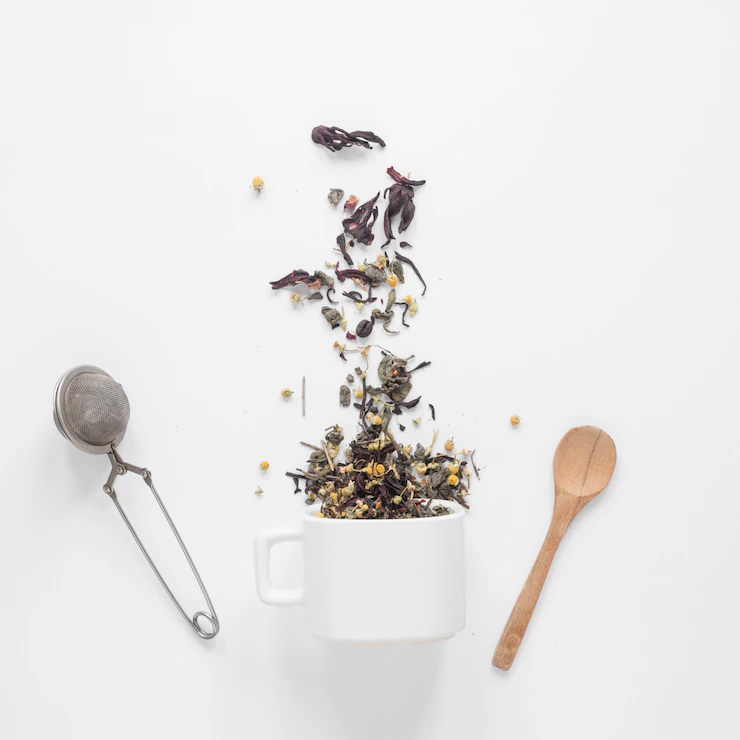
302;376;306;416
471;449;481;480
321;440;335;472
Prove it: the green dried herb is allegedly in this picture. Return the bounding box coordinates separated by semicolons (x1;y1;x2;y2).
321;307;342;329
328;188;344;206
287;352;472;520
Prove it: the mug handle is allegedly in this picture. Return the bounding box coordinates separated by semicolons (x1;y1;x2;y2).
254;527;304;606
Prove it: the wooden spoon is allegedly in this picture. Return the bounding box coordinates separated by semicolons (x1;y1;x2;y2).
492;425;617;671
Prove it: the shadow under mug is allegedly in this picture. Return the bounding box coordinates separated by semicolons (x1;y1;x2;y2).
255;502;466;644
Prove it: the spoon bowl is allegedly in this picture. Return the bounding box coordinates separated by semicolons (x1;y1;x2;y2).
554;425;617;501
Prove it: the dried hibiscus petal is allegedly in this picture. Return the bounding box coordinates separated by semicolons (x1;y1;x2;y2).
334;266;370;284
342;192;380;246
336;233;352;266
269;269;315;290
382;168;426;247
386;167;426;187
311;126;386;152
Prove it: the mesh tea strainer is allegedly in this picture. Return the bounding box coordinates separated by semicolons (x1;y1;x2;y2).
53;365;219;639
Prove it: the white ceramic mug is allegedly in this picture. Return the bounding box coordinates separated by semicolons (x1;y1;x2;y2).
254;502;466;644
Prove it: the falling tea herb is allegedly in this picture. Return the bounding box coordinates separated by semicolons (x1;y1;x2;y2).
382;167;426;247
342;192;380;246
393;252;427;295
287;351;474;520
269;165;428;343
328;188;344;206
312;126;386;152
264;132;479;518
336;233;352;266
321;307;342;329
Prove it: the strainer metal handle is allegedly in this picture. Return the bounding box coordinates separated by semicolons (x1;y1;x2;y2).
104;446;220;639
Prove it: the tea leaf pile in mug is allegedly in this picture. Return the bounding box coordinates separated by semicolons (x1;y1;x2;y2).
268;125;479;519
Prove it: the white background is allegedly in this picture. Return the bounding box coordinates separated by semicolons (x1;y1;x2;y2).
2;1;739;738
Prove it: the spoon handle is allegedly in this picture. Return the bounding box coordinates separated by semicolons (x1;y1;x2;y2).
492;520;566;670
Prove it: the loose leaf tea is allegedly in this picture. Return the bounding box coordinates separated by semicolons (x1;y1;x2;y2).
311;126;386;152
270;251;421;342
322;306;342;329
336;233;352;266
269;269;315;290
269;163;428;342
387;167;426;188
393;252;427;295
287;351;474;520
382;167;426;247
342;192;380;246
339;385;351;407
328;188;344;206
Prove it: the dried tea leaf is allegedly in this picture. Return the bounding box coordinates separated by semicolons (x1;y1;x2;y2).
313;270;334;289
390;260;405;283
328;188;344;206
363;264;387;285
321;306;342;329
371;308;397;334
393;252;427;295
339;385;351;407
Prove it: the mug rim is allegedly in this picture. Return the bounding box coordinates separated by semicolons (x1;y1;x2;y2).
302;499;466;523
